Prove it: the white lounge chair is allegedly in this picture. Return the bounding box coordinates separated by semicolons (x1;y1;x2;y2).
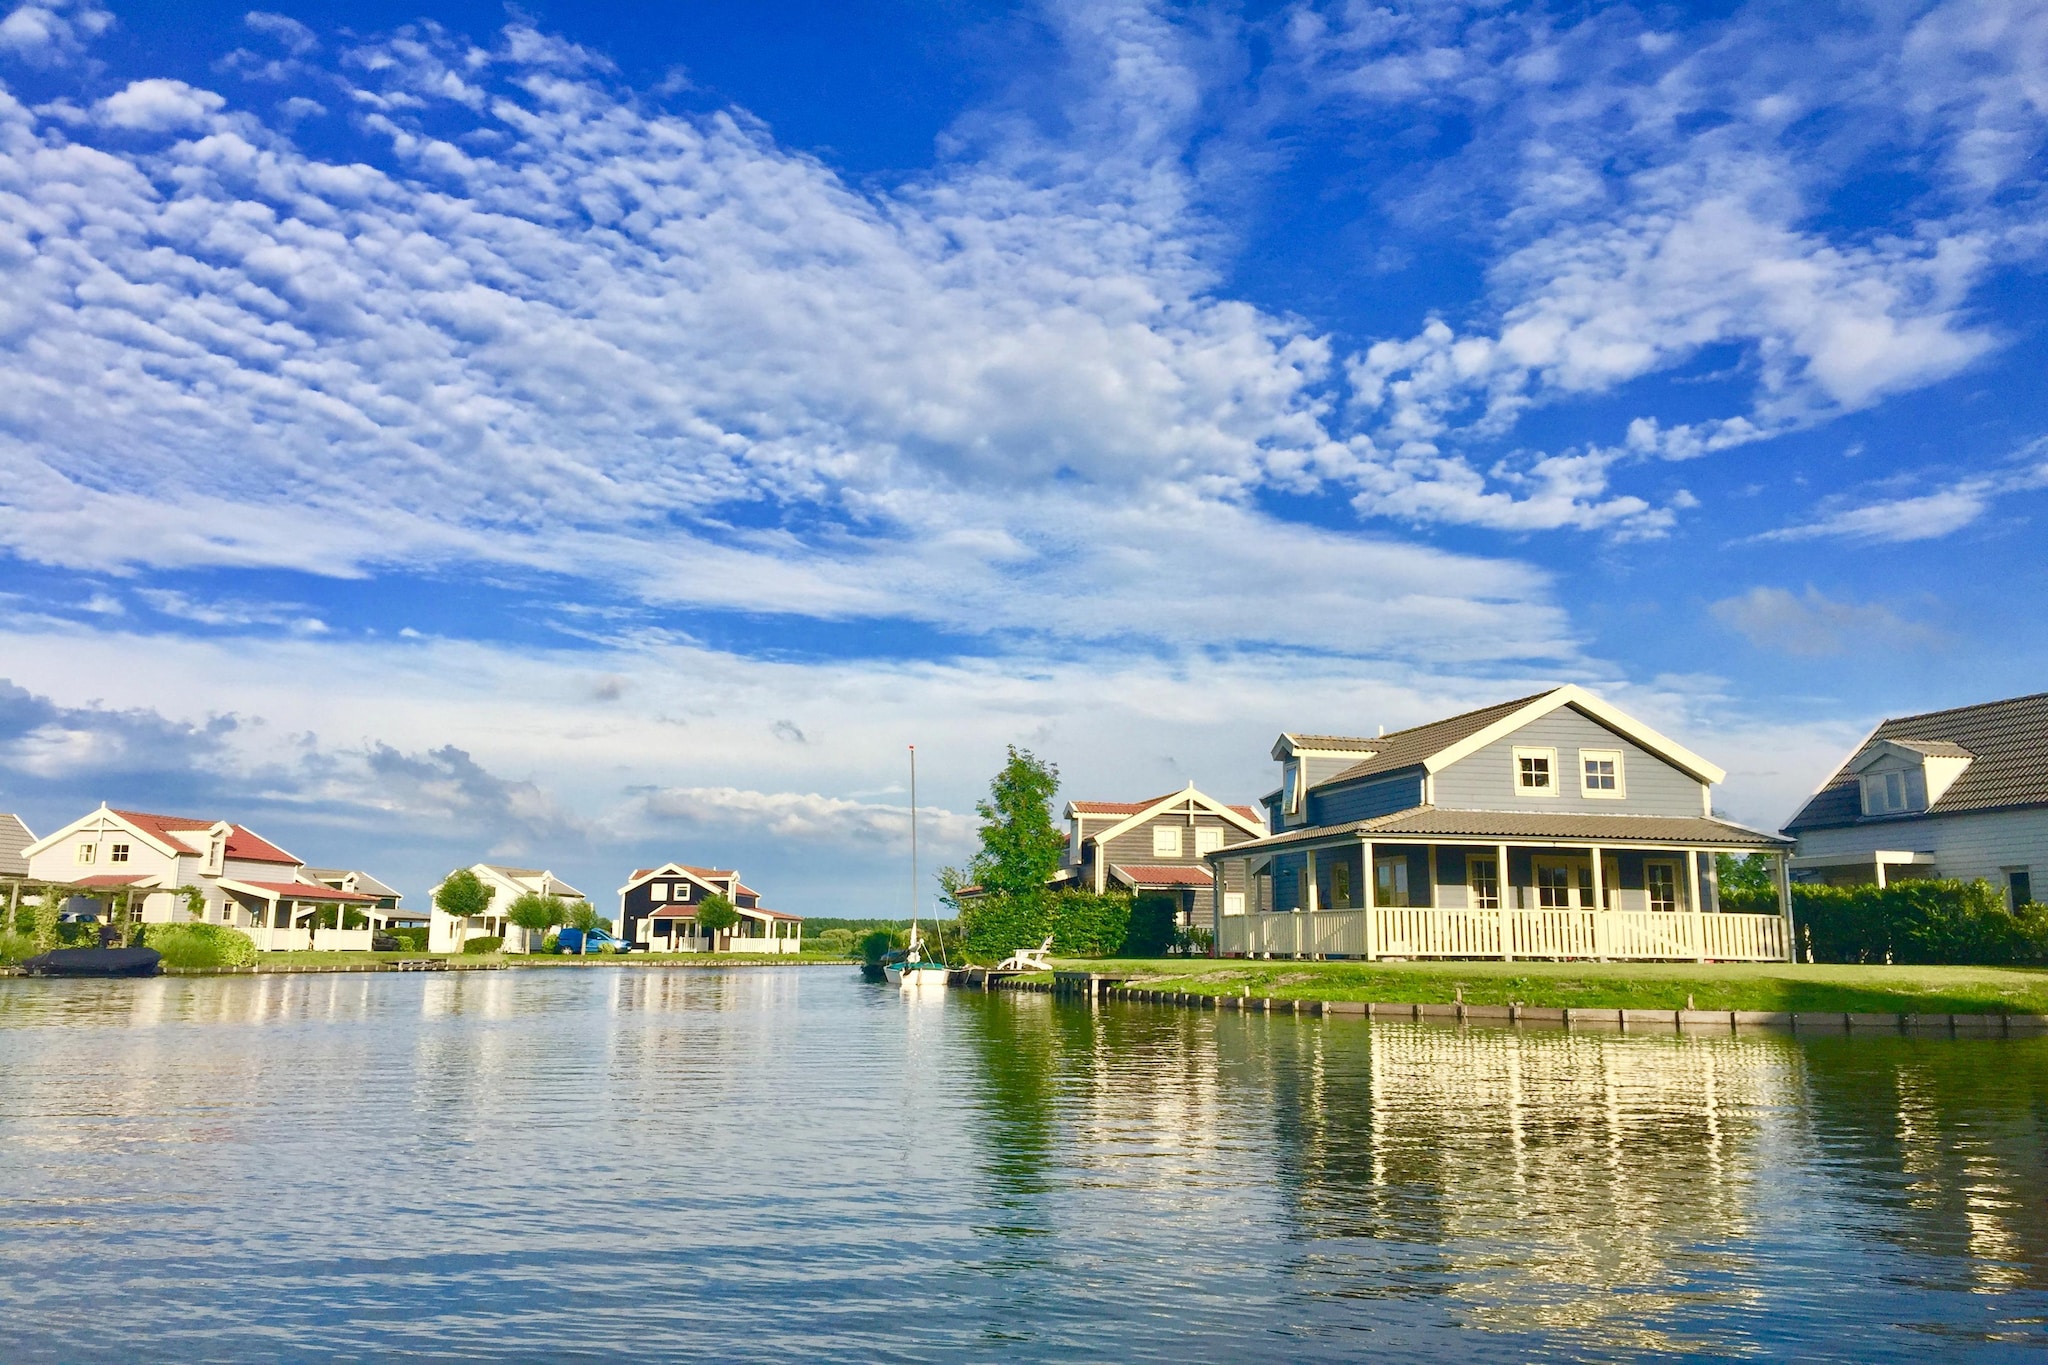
996;936;1054;972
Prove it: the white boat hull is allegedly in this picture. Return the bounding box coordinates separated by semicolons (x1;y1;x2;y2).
888;963;948;990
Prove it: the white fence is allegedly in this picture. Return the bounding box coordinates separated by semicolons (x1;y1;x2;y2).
1218;908;1788;962
240;926;374;952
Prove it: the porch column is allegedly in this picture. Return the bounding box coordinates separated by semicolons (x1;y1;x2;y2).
1210;862;1223;951
1427;844;1440;909
1874;856;1889;891
1589;844;1608;960
1776;851;1797;963
1687;848;1706;963
1706;855;1722;913
1299;849;1317;960
1361;838;1378;962
1497;843;1513;961
1304;849;1319;914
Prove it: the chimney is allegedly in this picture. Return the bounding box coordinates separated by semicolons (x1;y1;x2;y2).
1377;724;1385;737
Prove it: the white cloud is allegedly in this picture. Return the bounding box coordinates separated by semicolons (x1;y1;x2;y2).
1296;0;2025;527
627;786;977;853
137;588;328;632
0;0;111;67
1710;586;1944;656
92;78;228;132
1753;443;2048;544
0;11;1580;660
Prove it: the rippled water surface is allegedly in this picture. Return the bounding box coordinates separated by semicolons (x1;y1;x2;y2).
4;968;2048;1361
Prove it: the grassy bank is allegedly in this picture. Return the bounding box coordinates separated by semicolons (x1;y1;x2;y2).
1055;959;2048;1016
148;949;856;971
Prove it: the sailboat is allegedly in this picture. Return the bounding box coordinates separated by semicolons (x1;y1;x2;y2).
886;743;950;992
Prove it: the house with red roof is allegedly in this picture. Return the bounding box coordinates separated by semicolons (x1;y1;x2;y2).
19;803;397;951
616;862;801;953
1055;783;1267;933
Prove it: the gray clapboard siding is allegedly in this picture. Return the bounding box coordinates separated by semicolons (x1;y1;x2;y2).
1098;811;1255;867
1432;706;1706;818
1795;807;2048;885
1311;771;1424;825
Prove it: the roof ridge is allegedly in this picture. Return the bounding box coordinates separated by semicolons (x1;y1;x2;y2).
1880;690;2048;727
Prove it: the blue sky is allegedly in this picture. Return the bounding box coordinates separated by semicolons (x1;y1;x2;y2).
2;0;2045;918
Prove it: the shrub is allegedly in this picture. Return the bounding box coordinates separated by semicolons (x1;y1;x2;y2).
1792;878;2048;966
462;936;504;955
0;931;36;964
1122;894;1181;958
695;894;741;934
958;888;1135;961
139;923;258;969
813;927;856;957
386;927;428;953
859;928;902;966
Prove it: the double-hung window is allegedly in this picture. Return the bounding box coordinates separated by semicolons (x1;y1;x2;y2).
2010;870;2034;909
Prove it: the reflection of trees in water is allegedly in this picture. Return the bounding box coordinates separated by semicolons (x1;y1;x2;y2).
1264;1023;1797;1350
1799;1037;2048;1288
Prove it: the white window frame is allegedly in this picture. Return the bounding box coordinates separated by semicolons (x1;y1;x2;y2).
1152;825;1184;858
1512;746;1559;798
1222;891;1246;916
1579;749;1625;799
1283;761;1303;817
1645;860;1682;913
75;841;96;866
1468;856;1500;911
1194;826;1225;856
1861;769;1923;816
1374;854;1411;908
109;842;130;863
649;882;668;901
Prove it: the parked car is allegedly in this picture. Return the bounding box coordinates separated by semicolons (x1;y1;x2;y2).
556;927;628;954
370;932;401;952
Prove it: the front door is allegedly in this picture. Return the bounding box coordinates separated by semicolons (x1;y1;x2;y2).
1532;856;1594;911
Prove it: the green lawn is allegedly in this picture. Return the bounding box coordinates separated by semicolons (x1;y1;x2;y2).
1049;958;2048;1015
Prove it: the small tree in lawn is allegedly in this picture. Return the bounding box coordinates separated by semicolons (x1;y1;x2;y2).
565;902;607;954
434;869;492;951
943;745;1065;959
507;893;567;953
695;893;741;948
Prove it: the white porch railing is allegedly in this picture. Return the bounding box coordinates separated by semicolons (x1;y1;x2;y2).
245;927;312;952
1218;908;1787;962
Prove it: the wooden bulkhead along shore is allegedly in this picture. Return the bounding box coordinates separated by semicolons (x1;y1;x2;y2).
972;971;2048;1036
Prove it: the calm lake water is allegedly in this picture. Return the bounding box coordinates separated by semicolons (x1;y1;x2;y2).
2;968;2046;1362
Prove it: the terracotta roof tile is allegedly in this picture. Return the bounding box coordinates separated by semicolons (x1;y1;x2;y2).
111;809;300;864
1109;863;1215;887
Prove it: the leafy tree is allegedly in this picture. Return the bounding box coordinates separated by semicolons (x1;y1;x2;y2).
435;869;492;921
1717;853;1777;902
564;902;607;954
695;893;741;937
945;745;1066;900
507;893;568;952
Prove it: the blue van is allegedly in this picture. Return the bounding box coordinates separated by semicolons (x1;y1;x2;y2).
556;927;628;954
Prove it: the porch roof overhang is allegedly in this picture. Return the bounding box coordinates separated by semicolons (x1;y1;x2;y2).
219;878;378;903
63;874;159;889
1109;863;1214;890
646;903;800;921
1207;806;1792;859
1790;849;1935;870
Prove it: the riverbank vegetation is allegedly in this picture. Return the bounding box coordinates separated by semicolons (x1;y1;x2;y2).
1056;959;2048;1015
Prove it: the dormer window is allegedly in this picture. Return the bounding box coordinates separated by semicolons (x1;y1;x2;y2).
1862;769;1926;816
1283;761;1303;817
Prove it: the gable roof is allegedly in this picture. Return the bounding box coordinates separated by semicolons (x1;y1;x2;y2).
1292;686;1726;791
1078;784;1267;845
1787;691;2048;830
1225;807;1788;852
474;864;585;899
301;868;401;898
109;809;301;864
616;861;743;898
1071;795;1260;821
0;813;32;878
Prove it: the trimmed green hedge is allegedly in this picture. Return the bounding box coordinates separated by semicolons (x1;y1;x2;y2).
385;927;428;953
462;936;504;955
1727;879;2048;965
139;923;258;969
959;888;1140;960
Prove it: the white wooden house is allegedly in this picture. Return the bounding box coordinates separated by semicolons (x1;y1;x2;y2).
1787;691;2048;906
427;864;589;953
19;804;384;950
1208;687;1795;961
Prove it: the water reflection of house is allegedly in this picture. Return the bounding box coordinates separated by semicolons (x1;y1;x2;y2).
1209;686;1795;961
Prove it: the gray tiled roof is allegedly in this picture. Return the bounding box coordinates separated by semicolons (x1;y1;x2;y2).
0;813;32;878
1787;691;2048;830
1219;806;1788;851
1283;734;1384;753
1320;691;1556;788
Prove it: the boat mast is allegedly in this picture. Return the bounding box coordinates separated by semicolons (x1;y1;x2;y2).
908;744;919;952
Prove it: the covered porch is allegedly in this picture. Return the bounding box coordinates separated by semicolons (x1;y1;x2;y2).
1208;811;1795;963
642;904;803;953
218;879;378;951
